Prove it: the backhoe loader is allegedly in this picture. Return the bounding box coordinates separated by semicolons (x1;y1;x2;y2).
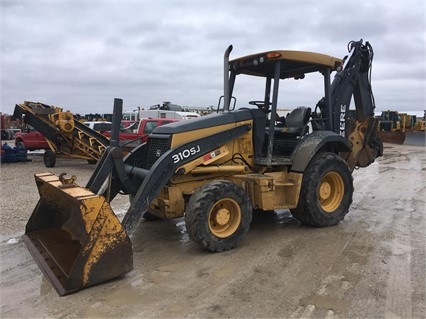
23;39;382;295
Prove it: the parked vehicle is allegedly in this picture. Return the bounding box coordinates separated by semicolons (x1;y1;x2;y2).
1;113;20;141
14;125;50;150
103;118;179;147
376;110;425;144
139;109;200;120
83;121;112;133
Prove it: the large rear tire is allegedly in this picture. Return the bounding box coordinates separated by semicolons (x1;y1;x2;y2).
185;180;252;252
290;152;353;227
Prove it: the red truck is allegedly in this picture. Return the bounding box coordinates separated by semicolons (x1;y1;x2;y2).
104;118;179;147
14;125;50;150
14;118;178;152
14;121;113;151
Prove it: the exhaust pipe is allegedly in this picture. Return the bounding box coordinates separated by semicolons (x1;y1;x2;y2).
223;45;233;112
109;98;123;147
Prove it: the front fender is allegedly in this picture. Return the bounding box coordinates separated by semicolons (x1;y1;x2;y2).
290;131;351;173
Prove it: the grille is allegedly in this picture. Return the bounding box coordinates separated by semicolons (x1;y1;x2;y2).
143;135;171;169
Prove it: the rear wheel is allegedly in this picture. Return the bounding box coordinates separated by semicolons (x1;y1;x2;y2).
43;150;56;168
290;152;353;227
185;180;252;252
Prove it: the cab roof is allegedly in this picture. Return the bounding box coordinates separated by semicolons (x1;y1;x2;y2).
229;50;343;79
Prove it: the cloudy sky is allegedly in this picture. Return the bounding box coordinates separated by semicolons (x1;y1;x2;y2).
1;0;425;116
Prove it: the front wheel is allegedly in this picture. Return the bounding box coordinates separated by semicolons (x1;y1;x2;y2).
290;152;353;227
43;150;56;168
185;180;252;252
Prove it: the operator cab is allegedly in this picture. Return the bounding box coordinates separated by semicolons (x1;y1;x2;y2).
226;49;343;165
240;100;313;157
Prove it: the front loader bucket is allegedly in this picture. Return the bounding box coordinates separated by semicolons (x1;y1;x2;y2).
377;131;406;145
23;173;133;296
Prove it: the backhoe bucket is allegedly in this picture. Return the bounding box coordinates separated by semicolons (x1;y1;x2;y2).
23;173;133;296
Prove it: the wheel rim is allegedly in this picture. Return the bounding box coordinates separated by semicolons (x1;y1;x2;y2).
208;198;241;238
318;171;344;213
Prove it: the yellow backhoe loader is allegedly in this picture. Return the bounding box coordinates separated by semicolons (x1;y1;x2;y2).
377;110;425;144
23;39;382;295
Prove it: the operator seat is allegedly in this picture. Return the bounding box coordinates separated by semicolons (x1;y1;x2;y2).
281;107;311;136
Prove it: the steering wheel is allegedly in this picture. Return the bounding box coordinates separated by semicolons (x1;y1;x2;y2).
249;101;271;110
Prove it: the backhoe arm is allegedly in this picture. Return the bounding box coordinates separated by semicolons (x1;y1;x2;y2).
329;40;376;130
317;40;383;170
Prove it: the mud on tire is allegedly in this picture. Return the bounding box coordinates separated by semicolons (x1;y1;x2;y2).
185;180;252;252
290;152;353;227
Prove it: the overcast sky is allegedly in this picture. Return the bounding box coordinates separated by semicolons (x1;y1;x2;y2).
1;0;425;116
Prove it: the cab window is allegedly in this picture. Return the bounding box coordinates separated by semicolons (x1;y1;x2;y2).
144;121;158;133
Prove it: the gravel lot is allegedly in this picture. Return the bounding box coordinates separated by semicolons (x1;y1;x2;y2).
1;138;425;318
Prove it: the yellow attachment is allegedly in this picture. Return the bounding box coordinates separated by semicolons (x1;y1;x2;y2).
344;119;378;170
23;173;133;296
